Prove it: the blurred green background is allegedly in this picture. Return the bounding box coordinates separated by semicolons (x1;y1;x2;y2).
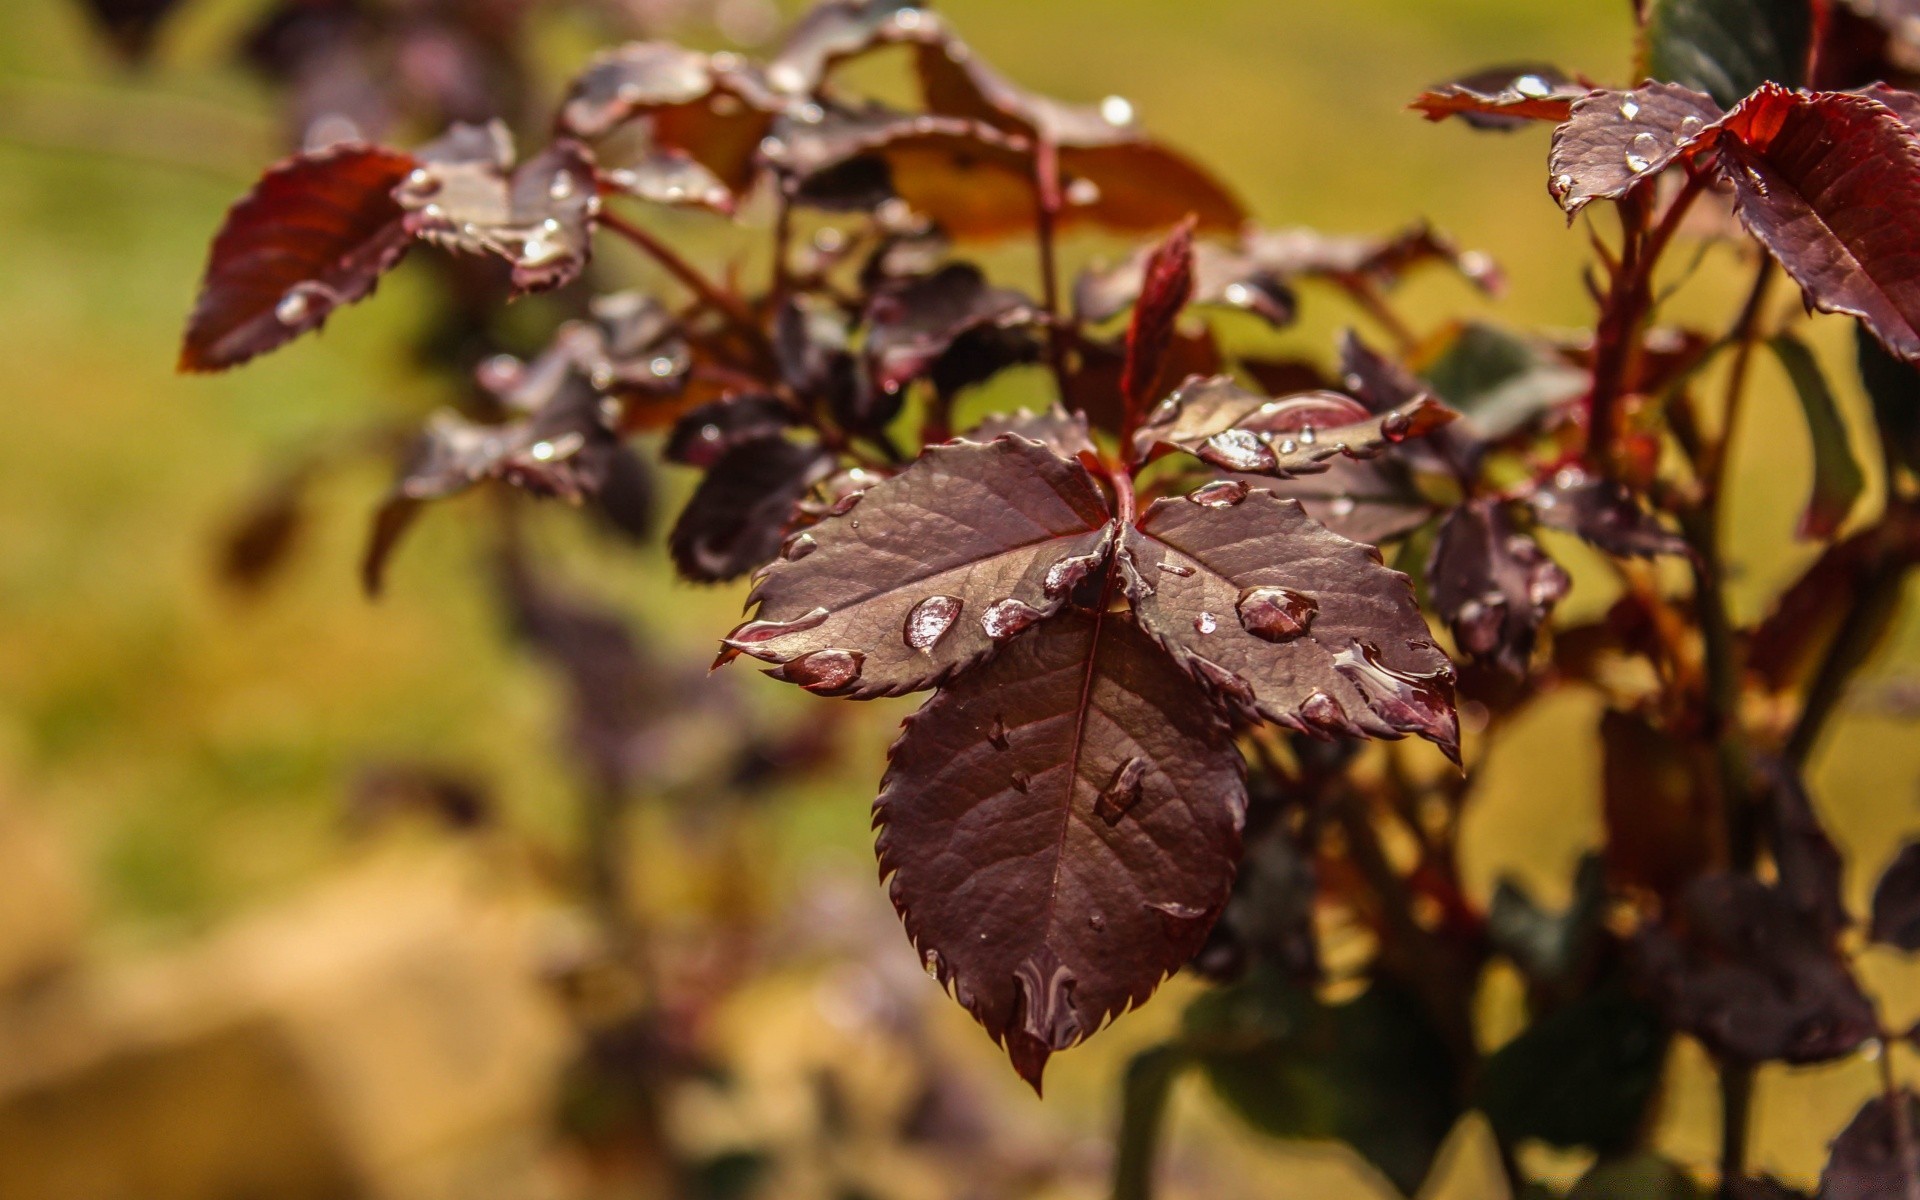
1;1;1918;1197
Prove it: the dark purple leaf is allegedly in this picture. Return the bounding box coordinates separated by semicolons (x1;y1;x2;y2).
216;468;311;594
1124;488;1459;759
720;437;1115;698
557;41;727;138
875;607;1246;1092
181;142;418;372
1256;457;1436;547
1134;376;1457;478
580;291;693;399
665;395;798;468
1122;219;1197;409
1720;85;1920;361
396;122;599;293
1769;333;1867;538
1548;82;1726;216
1412;64;1589;130
963;405;1097;461
864;264;1041;396
1871;841;1920;950
599;150;735;214
1531;467;1692;557
591;448;656;544
1429;498;1571;678
1821;1091;1920;1200
1635;873;1878;1064
1747;514;1920;691
671;438;838;584
765;0;925;94
1758;759;1851;938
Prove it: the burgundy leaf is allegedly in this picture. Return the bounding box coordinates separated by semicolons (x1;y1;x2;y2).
1428;498;1571;678
181;143;418;372
1076;240;1296;330
1758;759;1851;939
864;264;1041;396
1134;376;1457;478
396;123;599;293
765;0;926;94
1719;85;1920;360
1124;488;1459;759
1548;81;1726;216
875;607;1246;1092
1530;467;1692;557
963;405;1098;461
216;468;311;594
1635;873;1878;1064
665;395;798;468
581;291;693;399
361;497;422;599
557;41;726;138
599;150;735;214
720;437;1115;698
1121;219;1197;410
1821;1091;1920;1200
1242;223;1505;297
1254;457;1436;547
1870;841;1920;950
1412;65;1589;129
671;438;838;584
1747;506;1920;691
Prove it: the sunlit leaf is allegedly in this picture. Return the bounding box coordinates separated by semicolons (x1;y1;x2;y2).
1413;64;1589;129
1133;376;1455;479
1548;81;1726;215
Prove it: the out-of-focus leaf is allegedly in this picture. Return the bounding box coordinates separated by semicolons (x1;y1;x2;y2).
1821;1091;1920;1200
1133;376;1455;478
721;438;1115;697
1489;854;1607;985
1768;334;1866;538
1857;324;1920;476
764;0;923;93
1727;1178;1815;1200
1758;759;1851;938
1413;64;1589;129
1720;86;1920;362
1477;983;1667;1154
346;763;493;832
1548;82;1726;215
591;448;656;544
79;0;183;60
1531;467;1692;558
1870;841;1920;950
877;609;1246;1092
1747;515;1920;691
216;469;310;593
1191;815;1320;982
1644;0;1812;106
864;264;1040;396
1418;322;1589;442
665;395;798;468
397;122;599;293
1075;240;1297;330
181;142;418;371
1602;709;1721;899
1121;219;1197;410
670;437;838;583
1567;1154;1708;1199
1111;1044;1193;1200
1636;873;1878;1064
1181;968;1461;1197
1124;488;1459;759
1428;498;1571;678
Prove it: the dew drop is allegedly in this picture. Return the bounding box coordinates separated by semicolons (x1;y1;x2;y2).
1453;595;1508;655
727;606;831;647
1012;949;1081;1055
1677;114;1704;138
1188;656;1254;708
1194;611;1218;635
1095;757;1147;825
1329;496;1358;518
987;715;1010;752
1277;438;1298;455
780;648;864;693
1088;912;1106;932
797;102;825;124
1299;690;1347;732
1625;132;1660;174
548;172;577;201
275;287;315;325
1146;900;1206;921
1554;465;1586;490
1198;429;1278;473
783;533;818;562
476;353;523;393
1237;586;1317;642
904;594;963;651
1553;173;1574;195
922;948;943;979
1223;282;1255;308
1189;480;1249;508
1514;74;1552;99
1619;97;1641;120
1010;771;1032;794
1161;560;1196;578
1381;411;1412;442
1045;547;1106;598
528;441;558;462
1299;425;1317;446
1100;94;1135;125
981;598;1044;641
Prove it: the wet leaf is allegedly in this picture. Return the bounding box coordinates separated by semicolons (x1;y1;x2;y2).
1124;488;1459;759
1477;983;1668;1155
670;438;838;583
1181;968;1461;1196
181;142;418;372
1870;841;1920;950
722;437;1115;698
665;395;798;468
1122;219;1197;410
1531;467;1692;558
557;41;731;137
1821;1090;1920;1200
1645;0;1812;106
876;608;1246;1092
1767;334;1866;538
1413;64;1589;129
1636;873;1878;1064
1429;498;1571;678
397;123;599;293
864;264;1041;395
1133;375;1456;478
962;405;1096;461
765;0;924;93
1548;81;1726;216
1720;86;1920;362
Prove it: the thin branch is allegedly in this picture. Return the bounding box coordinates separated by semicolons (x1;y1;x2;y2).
1032;139;1076;408
598;206;770;356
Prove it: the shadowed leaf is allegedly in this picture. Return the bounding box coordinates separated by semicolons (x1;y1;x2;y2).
671;438;838;583
1567;1155;1708;1199
1870;841;1920;950
1419;322;1589;443
876;608;1246;1092
1477;983;1668;1154
666;395;797;468
1531;467;1692;557
1769;334;1866;538
1429;498;1570;678
1759;759;1851;939
1857;324;1920;477
963;405;1096;460
1821;1091;1920;1200
181;142;418;372
1645;0;1812;106
864;264;1041;395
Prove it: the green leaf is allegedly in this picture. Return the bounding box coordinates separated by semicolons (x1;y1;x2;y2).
1476;983;1669;1155
1181;968;1461;1196
1568;1154;1708;1199
1768;334;1866;540
1488;853;1608;987
1856;324;1920;478
1643;0;1812;107
1110;1045;1193;1200
1418;323;1587;443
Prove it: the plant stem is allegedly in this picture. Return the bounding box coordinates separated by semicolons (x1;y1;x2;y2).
1032;139;1076;408
598;207;769;353
1718;1062;1754;1196
1111;1044;1191;1200
1704;259;1779;498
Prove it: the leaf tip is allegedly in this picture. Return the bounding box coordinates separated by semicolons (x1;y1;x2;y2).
1005;1030;1051;1096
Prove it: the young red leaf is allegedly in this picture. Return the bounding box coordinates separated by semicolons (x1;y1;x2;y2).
1121;218;1197;410
1820;1091;1920;1200
1720;86;1920;361
875;607;1246;1092
721;437;1115;698
1133;376;1456;478
1429;499;1571;678
1412;65;1589;129
671;438;839;584
1123;488;1459;759
1869;841;1920;950
1768;334;1866;538
1547;81;1726;216
181;143;418;372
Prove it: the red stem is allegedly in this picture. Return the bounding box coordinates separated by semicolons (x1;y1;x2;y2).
1033;139;1075;410
597;206;769;354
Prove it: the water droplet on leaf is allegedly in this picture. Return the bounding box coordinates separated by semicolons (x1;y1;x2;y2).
1189;480;1249;508
904;594;963;651
1094;757;1147;824
1237;586;1317;642
981;598;1044;641
1198;429;1278;473
780;648;865;693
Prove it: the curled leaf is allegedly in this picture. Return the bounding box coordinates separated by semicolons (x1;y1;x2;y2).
1413;64;1589;129
1134;376;1456;478
1429;498;1571;678
1122;219;1197;409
